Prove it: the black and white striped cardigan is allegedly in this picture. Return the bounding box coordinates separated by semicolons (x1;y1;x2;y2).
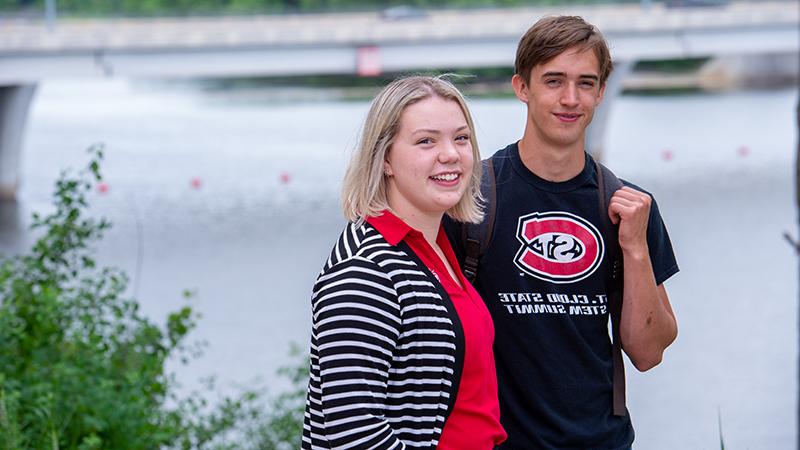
302;221;465;450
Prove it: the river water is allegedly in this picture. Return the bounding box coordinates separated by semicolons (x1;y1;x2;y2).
2;79;796;449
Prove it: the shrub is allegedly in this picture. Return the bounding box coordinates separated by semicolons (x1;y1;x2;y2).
0;145;307;450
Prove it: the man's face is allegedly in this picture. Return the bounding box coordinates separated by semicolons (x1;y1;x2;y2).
513;46;605;150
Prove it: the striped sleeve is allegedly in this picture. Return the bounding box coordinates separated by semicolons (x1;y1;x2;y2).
309;255;406;450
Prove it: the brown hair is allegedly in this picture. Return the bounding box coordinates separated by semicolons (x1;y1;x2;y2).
515;15;613;85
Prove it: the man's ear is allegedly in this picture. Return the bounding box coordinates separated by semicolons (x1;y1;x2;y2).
511;74;529;103
595;81;606;106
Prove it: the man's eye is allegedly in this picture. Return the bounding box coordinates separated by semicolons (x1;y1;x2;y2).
579;81;596;88
545;79;561;86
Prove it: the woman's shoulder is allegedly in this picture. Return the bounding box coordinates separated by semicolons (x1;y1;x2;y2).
320;222;422;272
311;223;407;319
313;222;436;299
320;222;386;270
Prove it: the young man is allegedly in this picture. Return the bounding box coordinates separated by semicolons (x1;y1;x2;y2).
445;16;679;449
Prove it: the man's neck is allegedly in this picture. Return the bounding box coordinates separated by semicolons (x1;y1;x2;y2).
517;136;586;182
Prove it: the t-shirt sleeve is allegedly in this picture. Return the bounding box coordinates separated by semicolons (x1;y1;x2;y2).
644;194;679;286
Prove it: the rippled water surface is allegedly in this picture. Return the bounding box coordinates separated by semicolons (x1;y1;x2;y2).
3;80;796;449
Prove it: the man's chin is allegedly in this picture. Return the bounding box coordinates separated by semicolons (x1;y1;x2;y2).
545;134;585;149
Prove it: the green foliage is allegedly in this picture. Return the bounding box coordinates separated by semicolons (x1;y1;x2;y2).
245;344;307;450
161;347;308;450
0;144;190;449
0;145;308;449
0;0;622;17
634;57;711;74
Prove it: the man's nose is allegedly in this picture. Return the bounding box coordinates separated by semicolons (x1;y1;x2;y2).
560;84;580;106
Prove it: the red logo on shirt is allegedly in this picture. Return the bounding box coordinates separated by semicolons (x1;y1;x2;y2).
514;211;603;283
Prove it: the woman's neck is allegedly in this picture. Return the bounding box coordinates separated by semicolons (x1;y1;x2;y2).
392;209;442;247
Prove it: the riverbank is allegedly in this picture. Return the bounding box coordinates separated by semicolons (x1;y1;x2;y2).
627;53;799;93
182;53;798;103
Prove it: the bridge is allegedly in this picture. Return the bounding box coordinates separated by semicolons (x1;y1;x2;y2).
0;1;797;199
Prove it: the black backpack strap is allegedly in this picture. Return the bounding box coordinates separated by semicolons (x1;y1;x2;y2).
596;160;624;287
595;159;627;417
462;158;496;283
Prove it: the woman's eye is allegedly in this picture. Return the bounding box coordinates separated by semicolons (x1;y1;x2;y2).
416;138;433;145
456;134;470;142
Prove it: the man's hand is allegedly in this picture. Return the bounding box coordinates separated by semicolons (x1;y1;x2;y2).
608;186;652;256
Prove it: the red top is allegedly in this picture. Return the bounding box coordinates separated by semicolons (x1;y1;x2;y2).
368;211;507;450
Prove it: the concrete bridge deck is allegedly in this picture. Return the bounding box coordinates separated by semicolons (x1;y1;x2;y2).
1;2;796;52
0;1;796;82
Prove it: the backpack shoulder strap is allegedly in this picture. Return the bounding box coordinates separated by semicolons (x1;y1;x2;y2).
595;160;624;284
462;158;496;283
594;158;628;417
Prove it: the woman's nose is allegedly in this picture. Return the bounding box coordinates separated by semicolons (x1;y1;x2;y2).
438;141;460;163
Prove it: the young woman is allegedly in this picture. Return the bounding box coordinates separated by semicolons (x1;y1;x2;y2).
302;76;507;450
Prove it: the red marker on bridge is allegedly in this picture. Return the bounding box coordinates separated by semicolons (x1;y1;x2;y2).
661;149;674;162
190;177;203;190
279;171;291;185
97;182;109;194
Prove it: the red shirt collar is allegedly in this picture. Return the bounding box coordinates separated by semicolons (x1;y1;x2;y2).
366;210;420;246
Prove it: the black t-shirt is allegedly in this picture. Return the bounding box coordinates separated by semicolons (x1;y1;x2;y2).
445;142;679;450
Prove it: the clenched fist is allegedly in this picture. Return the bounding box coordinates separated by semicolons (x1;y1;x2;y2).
608;186;651;256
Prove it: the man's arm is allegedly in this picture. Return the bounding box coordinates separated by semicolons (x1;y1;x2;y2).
609;186;678;372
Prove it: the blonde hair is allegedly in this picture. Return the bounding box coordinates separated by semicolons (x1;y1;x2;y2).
341;75;483;224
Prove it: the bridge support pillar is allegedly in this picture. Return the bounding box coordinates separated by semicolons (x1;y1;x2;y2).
586;61;633;162
0;84;37;202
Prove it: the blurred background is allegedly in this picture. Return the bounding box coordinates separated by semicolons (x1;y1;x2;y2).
0;0;797;448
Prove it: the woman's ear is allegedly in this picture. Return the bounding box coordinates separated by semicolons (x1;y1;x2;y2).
383;160;393;177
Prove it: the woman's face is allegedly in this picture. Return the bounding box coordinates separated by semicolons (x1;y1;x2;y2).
384;96;474;223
